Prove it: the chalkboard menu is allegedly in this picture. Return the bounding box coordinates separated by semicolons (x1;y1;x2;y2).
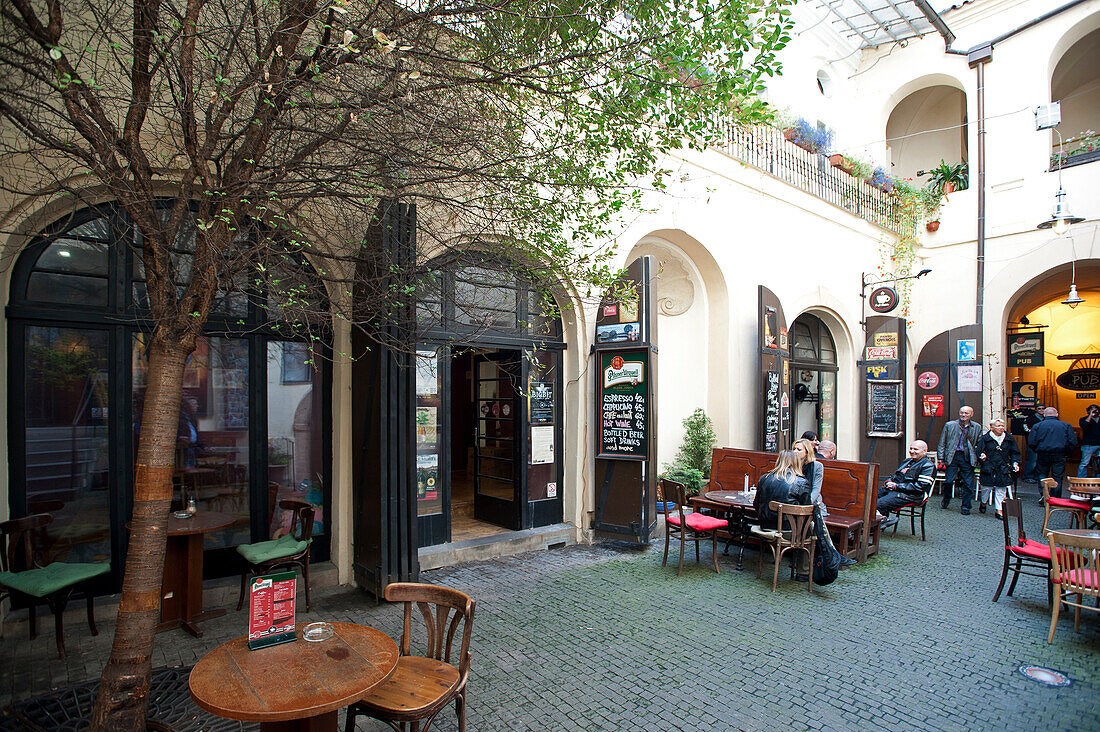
597;350;648;459
529;381;554;425
764;370;780;452
867;380;903;437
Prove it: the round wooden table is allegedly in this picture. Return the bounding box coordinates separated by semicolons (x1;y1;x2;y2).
189;622;399;731
160;511;236;636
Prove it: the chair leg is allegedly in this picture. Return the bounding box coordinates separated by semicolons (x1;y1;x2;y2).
710;531;720;574
694;534;701;565
1006;558;1022;597
909;509;916;536
86;591;99;635
678;532;686;576
771;547;781;592
303;558;312;612
456;689;467;732
1048;590;1061;643
344;704;358;732
49;597;68;659
992;553;1011;602
892;512;899;537
1075;594;1082;634
237;570;249;611
662;527;670;567
28;602;37;640
757;544;764;579
919;507;926;541
1048;575;1055;610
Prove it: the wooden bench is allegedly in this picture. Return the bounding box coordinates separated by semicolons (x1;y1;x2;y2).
707;447;881;561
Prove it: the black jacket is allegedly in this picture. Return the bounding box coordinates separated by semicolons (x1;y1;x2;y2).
887;455;935;497
977;432;1021;487
1080;415;1100;446
1028;416;1078;454
754;473;810;529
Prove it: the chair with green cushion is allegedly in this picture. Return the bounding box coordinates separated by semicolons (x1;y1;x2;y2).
0;513;110;658
236;499;315;612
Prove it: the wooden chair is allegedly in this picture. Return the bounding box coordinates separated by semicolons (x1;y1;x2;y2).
1067;476;1100;499
0;513;110;658
1040;478;1090;534
751;502;816;593
235;499;315;612
345;582;475;732
885;488;930;541
1046;530;1100;643
992;498;1053;608
658;479;727;575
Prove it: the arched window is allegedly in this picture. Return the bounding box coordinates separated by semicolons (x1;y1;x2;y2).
7;204;332;590
789;313;838;444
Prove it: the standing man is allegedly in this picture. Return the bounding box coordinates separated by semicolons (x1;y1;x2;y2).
1078;404;1100;478
1029;406;1077;498
1021;403;1045;482
937;405;983;514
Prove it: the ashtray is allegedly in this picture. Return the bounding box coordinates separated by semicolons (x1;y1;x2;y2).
172;510;192;519
302;621;334;642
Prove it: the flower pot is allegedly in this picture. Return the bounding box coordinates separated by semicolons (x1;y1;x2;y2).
828;154;853;175
926;220;940;233
942;182;955;194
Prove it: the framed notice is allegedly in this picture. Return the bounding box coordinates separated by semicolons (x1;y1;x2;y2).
529;381;555;425
957;364;982;392
867;380;903;438
597;350;648;459
248;571;297;650
1006;332;1044;368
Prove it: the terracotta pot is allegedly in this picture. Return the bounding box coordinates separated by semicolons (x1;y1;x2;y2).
926;220;941;233
828;154;853;175
942;182;955;194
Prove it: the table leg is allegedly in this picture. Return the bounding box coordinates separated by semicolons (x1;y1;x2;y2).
158;532;224;636
735;511;749;571
260;710;338;732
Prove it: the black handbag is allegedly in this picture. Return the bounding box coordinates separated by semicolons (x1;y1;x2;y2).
811;504;840;586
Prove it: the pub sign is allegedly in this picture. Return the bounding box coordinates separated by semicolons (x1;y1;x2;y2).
1007;332;1044;368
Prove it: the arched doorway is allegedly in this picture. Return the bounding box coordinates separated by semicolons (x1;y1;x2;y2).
788;313;838;445
413;252;566;547
1005;260;1100;477
886;84;967;183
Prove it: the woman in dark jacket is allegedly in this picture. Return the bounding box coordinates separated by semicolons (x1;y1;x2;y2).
977;417;1021;519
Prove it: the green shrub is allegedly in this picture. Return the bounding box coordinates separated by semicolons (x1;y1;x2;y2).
660;408;717;495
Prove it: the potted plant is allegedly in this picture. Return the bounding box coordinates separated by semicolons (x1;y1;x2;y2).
918;185;942;232
828;153;853;174
784;117;833;154
870;166;893;192
928;159;968;195
847;156;872;182
659;408;717;498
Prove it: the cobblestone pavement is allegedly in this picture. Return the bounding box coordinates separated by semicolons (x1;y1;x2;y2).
2;485;1097;731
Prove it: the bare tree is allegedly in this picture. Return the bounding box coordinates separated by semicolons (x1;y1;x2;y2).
0;0;793;727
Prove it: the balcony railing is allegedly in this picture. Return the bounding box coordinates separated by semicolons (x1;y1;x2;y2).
711;124;903;234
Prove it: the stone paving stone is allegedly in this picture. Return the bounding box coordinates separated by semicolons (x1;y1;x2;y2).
1;487;1098;730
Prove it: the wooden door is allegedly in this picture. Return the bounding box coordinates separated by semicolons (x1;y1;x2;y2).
758;285;790;452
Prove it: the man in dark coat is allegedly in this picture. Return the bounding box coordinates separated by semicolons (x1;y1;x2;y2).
977;418;1021;518
1028;407;1077;498
878;440;936;529
937;405;983;514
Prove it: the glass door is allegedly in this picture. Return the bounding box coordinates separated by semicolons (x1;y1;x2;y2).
473;351;521;529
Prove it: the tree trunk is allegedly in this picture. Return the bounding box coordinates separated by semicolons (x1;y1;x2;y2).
89;335;195;731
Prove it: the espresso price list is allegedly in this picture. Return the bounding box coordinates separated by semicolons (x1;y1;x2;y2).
601;392;646;455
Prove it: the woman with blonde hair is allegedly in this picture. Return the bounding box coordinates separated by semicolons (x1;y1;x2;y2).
753;450;812;580
793;437;855;568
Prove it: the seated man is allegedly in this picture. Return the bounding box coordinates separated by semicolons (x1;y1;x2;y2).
816;440;837;460
877;440;935;529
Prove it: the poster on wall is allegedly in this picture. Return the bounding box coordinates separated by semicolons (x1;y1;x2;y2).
956;338;977;362
1011;381;1038;409
922;394;944;417
530;426;555;464
1006;332;1044;368
529;381;555;425
416;454;439;501
597;351;648;459
957;364;982;391
763;307;778;349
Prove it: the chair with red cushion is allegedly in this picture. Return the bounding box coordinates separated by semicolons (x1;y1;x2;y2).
659;479;727;575
1047;530;1100;644
1040;478;1090;534
993;498;1053;608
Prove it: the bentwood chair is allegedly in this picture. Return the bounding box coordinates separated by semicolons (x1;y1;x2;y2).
1040;478;1091;534
345;583;476;732
886;487;931;541
751;502;816;593
235;499;315;612
659;479;728;575
1046;530;1100;644
993;498;1054;608
0;513;110;658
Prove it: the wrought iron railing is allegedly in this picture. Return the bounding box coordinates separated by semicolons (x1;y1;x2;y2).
711;124;903;234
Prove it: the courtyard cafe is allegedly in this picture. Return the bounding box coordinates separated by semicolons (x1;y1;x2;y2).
2;0;1100;730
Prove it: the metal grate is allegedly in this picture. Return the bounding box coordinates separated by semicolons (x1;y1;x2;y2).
818;0;947;49
2;666;254;731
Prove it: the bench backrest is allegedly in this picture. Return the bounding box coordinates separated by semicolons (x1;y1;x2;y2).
709;447;880;560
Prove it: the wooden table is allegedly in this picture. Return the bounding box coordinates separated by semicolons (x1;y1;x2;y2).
690;490;755;570
160;511;235;637
189;622;399;732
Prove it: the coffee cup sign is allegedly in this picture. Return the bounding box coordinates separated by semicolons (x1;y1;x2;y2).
869;286;899;314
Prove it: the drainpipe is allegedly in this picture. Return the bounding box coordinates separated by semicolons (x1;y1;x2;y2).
968;44;992;328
